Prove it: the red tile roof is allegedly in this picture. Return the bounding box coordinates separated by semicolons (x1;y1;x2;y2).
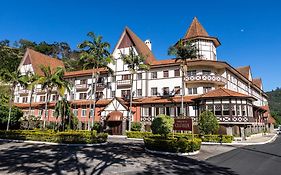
14;102;56;108
70;99;111;106
195;88;254;99
26;49;65;76
184;17;209;39
64;68;108;78
117;27;156;64
253;78;262;89
236;66;251;80
151;59;179;66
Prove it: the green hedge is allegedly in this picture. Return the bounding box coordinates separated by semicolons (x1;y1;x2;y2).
127;131;233;143
126;131;153;138
144;136;201;153
0;130;108;144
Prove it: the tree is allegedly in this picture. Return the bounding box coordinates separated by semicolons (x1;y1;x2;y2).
120;47;149;131
78;32;114;130
198;111;219;135
54;97;72;131
38;66;71;129
0;105;23;130
151;114;174;138
0;69;27;130
168;39;198;115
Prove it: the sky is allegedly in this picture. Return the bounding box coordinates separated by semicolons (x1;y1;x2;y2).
0;0;280;91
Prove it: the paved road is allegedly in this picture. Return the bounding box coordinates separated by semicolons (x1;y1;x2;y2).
207;136;281;175
0;139;236;175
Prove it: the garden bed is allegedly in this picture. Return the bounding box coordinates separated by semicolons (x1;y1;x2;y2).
144;135;201;153
0;130;108;144
127;131;233;143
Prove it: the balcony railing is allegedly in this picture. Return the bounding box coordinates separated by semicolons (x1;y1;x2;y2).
185;74;227;85
117;80;131;88
75;84;89;91
18;89;29;94
218;115;255;123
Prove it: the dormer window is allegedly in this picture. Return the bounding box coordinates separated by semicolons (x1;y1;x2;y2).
163;70;169;78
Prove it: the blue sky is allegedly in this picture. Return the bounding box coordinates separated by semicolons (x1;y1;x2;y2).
0;0;280;91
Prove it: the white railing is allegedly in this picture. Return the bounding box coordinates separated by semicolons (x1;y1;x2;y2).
185;74;227;84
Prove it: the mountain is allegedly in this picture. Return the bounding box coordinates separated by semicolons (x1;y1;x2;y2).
266;87;281;125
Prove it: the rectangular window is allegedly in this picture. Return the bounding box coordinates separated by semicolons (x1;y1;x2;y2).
22;97;28;103
79;93;87;100
188;87;197;94
52;110;55;117
82;108;87;117
121;90;130;98
202;70;211;75
80;79;87;84
166;107;170;116
143;108;149;116
38;110;42;116
163;87;169;95
111;91;116;98
187;70;196;76
151;72;157;79
52;95;59;101
89;109;94;117
203;87;212;93
137;73;142;80
73;109;78;117
177;107;181;116
215;104;222;116
222;104;230;115
163;70;169;78
148;107;152;116
242;105;246;116
151;87;158;96
237;105;241;116
111;76;116;82
137;89;142;97
95;92;103;99
231;105;236;116
155;107;159;116
174;69;180;77
40;96;46;102
122;74;131;80
174;86;180;95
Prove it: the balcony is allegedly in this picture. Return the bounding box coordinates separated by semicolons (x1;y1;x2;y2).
185;74;227;85
18;89;29;95
218;116;255;123
75;84;89;91
117;80;131;89
96;82;107;91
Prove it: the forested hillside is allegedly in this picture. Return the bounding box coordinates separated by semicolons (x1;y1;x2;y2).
266;88;281;125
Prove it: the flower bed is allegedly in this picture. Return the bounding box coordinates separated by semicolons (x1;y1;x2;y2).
0;130;108;144
144;135;201;153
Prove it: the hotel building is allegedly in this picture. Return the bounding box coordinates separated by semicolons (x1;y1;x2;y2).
14;17;273;136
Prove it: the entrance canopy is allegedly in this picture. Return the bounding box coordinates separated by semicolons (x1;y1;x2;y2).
107;111;123;121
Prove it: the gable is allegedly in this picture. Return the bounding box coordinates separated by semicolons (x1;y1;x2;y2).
23;55;31;65
118;32;135;49
103;98;128;111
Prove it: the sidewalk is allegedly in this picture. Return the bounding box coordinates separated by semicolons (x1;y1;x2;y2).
202;133;278;146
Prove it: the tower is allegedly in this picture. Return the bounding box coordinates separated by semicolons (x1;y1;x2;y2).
183;17;221;61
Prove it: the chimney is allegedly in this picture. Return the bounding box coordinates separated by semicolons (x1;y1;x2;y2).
145;39;152;50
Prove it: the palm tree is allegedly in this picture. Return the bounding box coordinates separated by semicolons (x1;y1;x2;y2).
78;32;114;130
38;66;71;129
54;97;72;131
22;72;40;129
120;47;149;131
0;69;27;130
168;39;198;116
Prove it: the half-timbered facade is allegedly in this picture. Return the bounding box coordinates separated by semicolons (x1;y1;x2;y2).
14;17;272;136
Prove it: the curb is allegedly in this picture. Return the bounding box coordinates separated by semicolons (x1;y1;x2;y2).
0;138;108;147
201;134;278;146
145;148;199;156
127;138;144;141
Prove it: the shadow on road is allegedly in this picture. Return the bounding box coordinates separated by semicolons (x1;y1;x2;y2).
0;140;238;175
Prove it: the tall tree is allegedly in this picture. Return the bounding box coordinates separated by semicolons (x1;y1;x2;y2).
120;47;149;131
168;39;198;115
54;97;72;131
0;69;27;130
78;32;114;130
38;66;71;129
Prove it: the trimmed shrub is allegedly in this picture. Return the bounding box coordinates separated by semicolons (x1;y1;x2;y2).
151;114;174;137
0;130;108;144
144;136;201;153
126;131;153;138
131;122;142;131
198;111;219;135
